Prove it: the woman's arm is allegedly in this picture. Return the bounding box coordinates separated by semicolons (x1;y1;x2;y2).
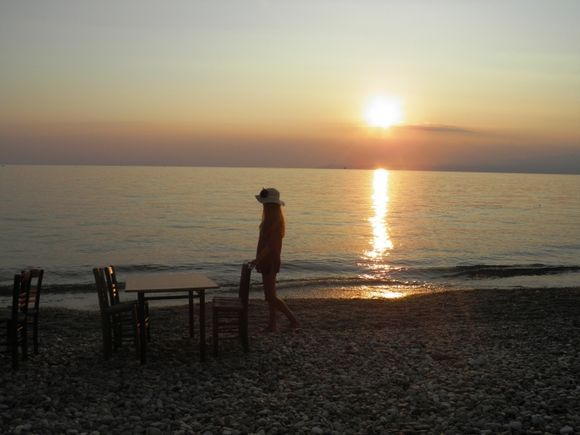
250;244;271;269
250;223;281;268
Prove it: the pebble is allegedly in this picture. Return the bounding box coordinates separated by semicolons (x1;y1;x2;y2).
1;291;579;434
508;421;522;431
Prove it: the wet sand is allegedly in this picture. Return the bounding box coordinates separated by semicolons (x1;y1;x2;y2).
1;288;580;434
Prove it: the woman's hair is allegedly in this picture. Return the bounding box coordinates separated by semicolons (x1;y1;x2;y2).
260;203;285;238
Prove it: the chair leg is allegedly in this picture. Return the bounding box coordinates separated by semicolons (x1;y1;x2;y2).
33;315;39;353
8;321;18;370
212;310;219;357
132;308;141;360
144;318;150;342
21;323;28;361
102;320;112;360
112;314;122;350
145;305;151;342
241;313;249;353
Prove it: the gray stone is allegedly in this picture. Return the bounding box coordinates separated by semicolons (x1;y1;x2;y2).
508;421;522;431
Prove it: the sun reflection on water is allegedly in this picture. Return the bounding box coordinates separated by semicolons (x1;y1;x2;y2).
359;169;401;298
367;168;393;259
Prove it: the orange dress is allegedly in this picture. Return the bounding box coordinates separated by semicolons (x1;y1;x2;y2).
255;224;283;275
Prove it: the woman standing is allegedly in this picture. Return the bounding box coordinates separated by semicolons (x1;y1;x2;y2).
250;187;300;332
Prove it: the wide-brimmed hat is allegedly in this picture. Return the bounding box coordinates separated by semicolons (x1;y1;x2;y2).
255;187;285;206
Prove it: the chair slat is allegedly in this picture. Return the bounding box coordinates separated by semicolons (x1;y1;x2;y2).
94;267;141;360
1;272;32;369
23;268;43;353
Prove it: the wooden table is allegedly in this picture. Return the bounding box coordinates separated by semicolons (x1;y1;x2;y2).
125;272;219;363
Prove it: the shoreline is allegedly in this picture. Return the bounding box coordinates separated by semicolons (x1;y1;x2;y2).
2;288;579;433
2;285;580;312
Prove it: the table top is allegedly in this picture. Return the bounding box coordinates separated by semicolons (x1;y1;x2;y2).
125;272;219;293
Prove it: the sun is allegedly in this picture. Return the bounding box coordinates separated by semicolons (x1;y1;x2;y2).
364;96;404;129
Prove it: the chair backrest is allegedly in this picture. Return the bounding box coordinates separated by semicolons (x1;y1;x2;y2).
93;267;110;313
10;274;22;321
13;271;32;320
24;269;44;311
238;262;252;308
104;266;121;305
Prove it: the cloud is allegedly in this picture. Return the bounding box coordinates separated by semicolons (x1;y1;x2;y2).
395;124;484;136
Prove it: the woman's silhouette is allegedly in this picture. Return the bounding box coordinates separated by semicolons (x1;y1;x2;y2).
250;188;300;332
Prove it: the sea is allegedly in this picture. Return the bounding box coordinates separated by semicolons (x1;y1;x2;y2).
1;165;579;308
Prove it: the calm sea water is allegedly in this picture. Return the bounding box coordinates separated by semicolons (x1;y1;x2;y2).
1;165;579;302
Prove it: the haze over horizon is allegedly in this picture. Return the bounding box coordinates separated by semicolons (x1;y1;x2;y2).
1;1;579;174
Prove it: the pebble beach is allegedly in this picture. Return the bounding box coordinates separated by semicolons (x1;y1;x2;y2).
2;288;580;435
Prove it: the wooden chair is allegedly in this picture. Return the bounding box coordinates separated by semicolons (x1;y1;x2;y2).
24;268;44;353
93;267;140;360
212;262;252;356
104;265;150;344
1;272;32;369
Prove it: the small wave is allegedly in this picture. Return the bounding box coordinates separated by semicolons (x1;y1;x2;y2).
213;275;428;295
443;264;580;279
2;262;578;296
115;263;221;275
278;276;423;289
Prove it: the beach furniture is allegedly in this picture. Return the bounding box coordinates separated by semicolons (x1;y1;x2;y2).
23;269;44;353
125;272;219;363
1;271;32;369
212;262;251;356
104;266;150;345
93;267;141;360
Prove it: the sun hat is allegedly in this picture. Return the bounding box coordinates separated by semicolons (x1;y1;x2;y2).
255;187;285;206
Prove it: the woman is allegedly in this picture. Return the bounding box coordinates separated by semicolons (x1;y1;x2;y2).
250;187;300;332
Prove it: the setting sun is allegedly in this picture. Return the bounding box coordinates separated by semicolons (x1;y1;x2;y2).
364;96;404;129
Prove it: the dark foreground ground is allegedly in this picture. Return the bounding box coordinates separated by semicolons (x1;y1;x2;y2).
1;288;580;434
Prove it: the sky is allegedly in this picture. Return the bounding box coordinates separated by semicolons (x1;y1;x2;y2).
1;0;579;173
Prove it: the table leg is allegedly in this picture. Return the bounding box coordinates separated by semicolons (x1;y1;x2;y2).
188;290;194;338
199;290;206;362
138;292;147;364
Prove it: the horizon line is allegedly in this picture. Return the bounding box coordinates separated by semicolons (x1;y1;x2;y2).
1;162;578;176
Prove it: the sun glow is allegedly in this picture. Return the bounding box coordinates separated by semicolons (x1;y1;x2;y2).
363;96;404;129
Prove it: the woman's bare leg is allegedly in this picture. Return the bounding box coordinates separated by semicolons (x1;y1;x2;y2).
262;273;300;330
